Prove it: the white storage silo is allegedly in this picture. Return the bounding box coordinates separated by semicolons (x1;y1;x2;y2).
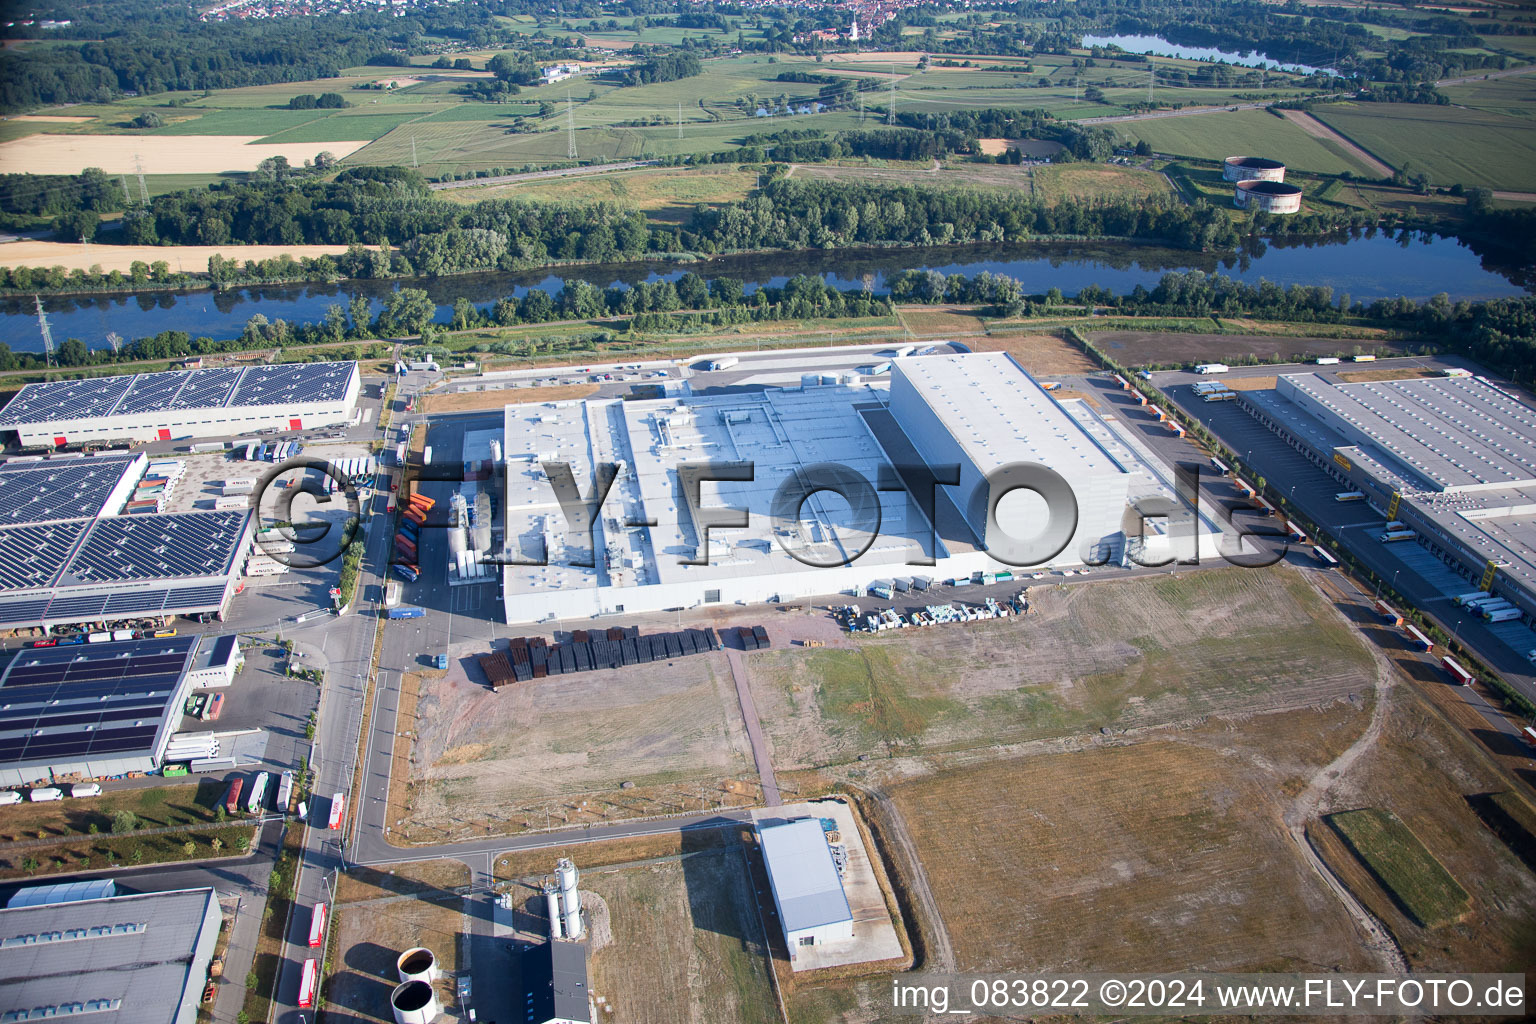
390;980;440;1024
556;858;582;939
543;880;564;939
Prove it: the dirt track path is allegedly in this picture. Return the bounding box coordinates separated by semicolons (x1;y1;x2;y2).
1277;109;1394;179
1283;570;1409;975
847;781;957;972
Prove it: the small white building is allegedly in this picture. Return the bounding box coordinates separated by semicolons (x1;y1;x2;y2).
184;634;244;688
758;818;854;959
541;63;580;83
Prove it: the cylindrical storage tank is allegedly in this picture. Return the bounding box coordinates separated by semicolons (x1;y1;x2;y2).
556;858;582;938
448;526;467;555
1234;179;1303;214
801;373;821;389
390;980;440;1024
1223;155;1286;182
397;947;438;984
544;882;564;939
490;439;502;464
819;373;838;385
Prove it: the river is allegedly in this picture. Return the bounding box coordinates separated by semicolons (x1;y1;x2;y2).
2;232;1527;354
1080;33;1335;76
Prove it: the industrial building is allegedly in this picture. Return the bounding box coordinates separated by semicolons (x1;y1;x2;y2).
519;941;592;1024
757;817;856;960
1223;155;1286;182
1238;372;1536;627
0;634;236;786
495;352;1218;623
0;360;360;447
0;451;254;631
0;886;221;1024
1234;179;1303;214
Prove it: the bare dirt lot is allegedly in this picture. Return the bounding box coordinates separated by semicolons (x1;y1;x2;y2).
1091;330;1407;367
400;650;757;839
330;860;470;1024
972;331;1100;375
417;382;597;414
745;567;1377;768
887;709;1384;974
580;845;781;1024
1305;685;1536;973
0;240;355;273
0;133;370;175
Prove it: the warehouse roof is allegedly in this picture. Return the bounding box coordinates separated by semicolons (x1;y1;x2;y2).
0;453;144;525
0;887;218;1024
6;878;117;909
892;352;1124;479
1279;373;1536;492
0;361;358;427
0;509;248;603
0;635;197;768
758;817;852;933
520;940;592;1024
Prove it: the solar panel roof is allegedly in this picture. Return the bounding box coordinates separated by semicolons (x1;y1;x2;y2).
0;361;357;426
0;454;141;525
62;511;248;584
0;637;196;765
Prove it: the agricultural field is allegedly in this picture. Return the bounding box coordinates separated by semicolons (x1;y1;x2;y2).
0;240;354;273
1110;108;1380;177
1311;101;1536;191
1437;71;1536;121
1327;808;1470;927
0;133;370;174
440;165;756;222
786;159;1035;193
746;567;1376;767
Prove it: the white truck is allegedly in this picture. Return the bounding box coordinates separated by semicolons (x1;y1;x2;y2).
1193;363;1230;374
705;356;739;371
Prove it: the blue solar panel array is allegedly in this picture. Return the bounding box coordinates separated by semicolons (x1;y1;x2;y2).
0;361;356;426
0;510;247;629
0;636;196;767
0;521;88;589
0;454;140;525
230;362;355;407
67;511;248;583
0;376;135;426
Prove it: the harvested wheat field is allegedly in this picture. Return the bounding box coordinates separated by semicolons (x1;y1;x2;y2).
417;382;597;414
746;566;1376;767
0;133;371;174
0;240;357;273
888;714;1382;974
402;650;756;837
10;115;95;124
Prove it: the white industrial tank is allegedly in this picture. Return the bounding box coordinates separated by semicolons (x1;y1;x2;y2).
556;858;583;939
396;947;438;984
543;881;564;939
390;980;440;1024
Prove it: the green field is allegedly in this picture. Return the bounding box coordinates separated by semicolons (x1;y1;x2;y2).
1112;108;1379;176
1328;808;1470;927
1439;73;1536;120
415;102;540;122
151;108;327;136
441;165;756;220
1311;101;1536;190
257;112;424;143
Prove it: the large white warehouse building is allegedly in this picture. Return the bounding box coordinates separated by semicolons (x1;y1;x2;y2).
0;360;360;447
495;351;1216;624
757;818;855;960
